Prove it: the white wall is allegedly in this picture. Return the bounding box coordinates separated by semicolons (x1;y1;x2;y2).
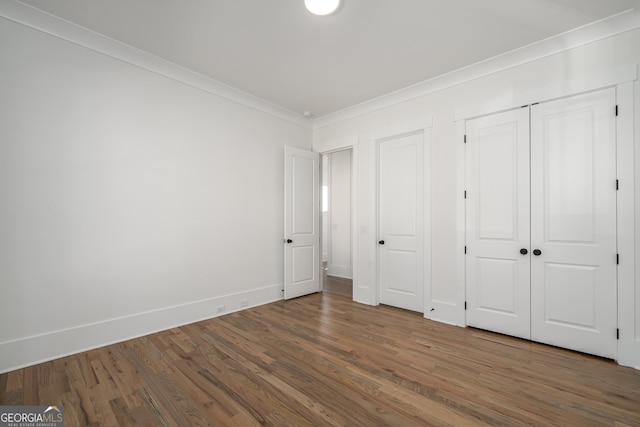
313;29;640;367
0;16;311;373
327;149;352;279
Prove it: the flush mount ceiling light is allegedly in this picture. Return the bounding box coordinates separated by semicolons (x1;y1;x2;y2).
305;0;340;16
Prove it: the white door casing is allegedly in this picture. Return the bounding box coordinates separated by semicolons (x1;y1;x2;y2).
530;89;618;359
284;146;320;300
378;132;424;312
465;108;531;340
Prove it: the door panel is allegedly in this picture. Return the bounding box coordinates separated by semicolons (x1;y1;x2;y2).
466;108;531;339
543;108;597;244
292;156;315;234
530;89;617;359
543;263;597;328
476;258;519;315
292;246;314;283
284;147;320;299
379;132;423;312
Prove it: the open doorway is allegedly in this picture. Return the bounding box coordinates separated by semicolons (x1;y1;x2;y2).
322;148;353;298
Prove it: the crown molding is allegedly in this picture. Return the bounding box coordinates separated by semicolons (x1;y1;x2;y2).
0;1;312;128
313;7;640;129
3;1;638;131
453;64;637;121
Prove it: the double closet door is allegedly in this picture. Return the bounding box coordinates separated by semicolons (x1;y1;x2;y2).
465;88;618;359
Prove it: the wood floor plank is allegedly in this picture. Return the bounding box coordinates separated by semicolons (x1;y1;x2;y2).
1;275;640;426
21;366;39;405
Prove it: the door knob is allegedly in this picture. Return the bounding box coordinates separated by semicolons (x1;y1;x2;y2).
379;240;385;245
520;248;528;255
285;239;293;244
533;249;542;256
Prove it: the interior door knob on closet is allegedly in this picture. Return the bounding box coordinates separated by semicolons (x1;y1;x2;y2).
532;249;541;256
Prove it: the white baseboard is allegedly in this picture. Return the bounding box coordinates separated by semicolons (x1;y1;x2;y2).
424;300;464;327
0;284;283;374
327;265;352;279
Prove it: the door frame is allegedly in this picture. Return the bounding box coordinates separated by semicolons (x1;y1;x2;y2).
615;81;637;368
319;145;359;299
455;80;637;367
323;148;354;280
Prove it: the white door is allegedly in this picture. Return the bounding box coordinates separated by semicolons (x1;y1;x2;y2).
530;89;618;358
465;108;531;340
284;146;320;299
379;132;424;312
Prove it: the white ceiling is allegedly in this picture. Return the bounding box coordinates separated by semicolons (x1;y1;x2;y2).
16;0;637;118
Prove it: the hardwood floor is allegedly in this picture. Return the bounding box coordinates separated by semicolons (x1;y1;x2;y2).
2;276;640;426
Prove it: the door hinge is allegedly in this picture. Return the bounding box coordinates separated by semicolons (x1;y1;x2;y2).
617;254;619;265
616;179;619;190
617;328;620;340
463;135;467;144
615;105;619;116
464;190;467;199
464;246;467;254
464;301;467;310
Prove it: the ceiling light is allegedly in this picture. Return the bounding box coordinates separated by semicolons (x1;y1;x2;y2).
305;0;340;16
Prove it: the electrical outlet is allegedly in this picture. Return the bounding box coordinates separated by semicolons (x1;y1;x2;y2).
240;299;249;307
216;305;226;313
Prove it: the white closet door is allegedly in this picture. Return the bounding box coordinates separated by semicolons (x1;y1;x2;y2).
530;89;617;359
379;132;424;312
466;108;531;339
